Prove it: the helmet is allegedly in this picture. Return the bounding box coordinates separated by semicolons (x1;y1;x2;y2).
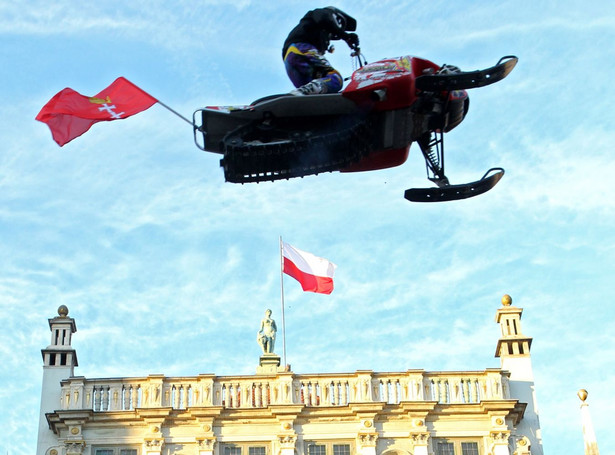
325;6;357;32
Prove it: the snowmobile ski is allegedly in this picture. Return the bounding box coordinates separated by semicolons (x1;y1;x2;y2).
415;56;518;92
404;168;505;202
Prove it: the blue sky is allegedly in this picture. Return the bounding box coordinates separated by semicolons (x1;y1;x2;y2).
1;1;614;453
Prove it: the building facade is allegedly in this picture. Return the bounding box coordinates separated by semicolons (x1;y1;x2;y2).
37;295;542;455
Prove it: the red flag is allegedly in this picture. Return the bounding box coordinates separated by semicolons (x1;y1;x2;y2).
282;241;336;294
36;77;157;146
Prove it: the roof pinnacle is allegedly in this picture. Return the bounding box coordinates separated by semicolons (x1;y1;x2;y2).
502;294;512;306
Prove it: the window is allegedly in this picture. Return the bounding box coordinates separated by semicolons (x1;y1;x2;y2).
436;442;455;455
94;450;138;455
307;444;326;455
222;444;267;455
461;442;479;455
305;442;352;455
434;440;480;455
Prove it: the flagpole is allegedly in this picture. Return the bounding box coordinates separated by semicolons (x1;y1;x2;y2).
156;100;194;127
123;77;194;127
279;236;287;368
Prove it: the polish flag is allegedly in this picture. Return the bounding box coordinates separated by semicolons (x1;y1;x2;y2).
282;241;336;294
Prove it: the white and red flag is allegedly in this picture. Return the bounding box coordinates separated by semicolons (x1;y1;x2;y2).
282;241;336;294
36;77;157;146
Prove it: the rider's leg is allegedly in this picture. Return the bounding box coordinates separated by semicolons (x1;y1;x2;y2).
312;70;343;93
284;43;343;94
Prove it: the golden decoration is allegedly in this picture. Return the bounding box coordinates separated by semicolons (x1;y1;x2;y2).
58;305;69;317
495;418;504;425
577;389;588;402
88;96;112;105
71;427;79;435
203;424;211;432
364;420;372;428
415;420;424;427
50;450;58;455
283;422;292;430
518;439;527;446
501;295;512;306
153;426;160;433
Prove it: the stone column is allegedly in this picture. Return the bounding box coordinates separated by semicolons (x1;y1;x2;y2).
144;437;164;455
196;436;217;455
407;411;431;455
578;389;600;455
271;405;302;455
350;406;385;455
410;433;429;455
490;432;511;455
277;430;297;455
357;419;378;455
195;421;217;455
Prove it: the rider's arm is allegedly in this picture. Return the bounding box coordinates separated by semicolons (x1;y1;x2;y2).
312;8;359;49
341;32;359;48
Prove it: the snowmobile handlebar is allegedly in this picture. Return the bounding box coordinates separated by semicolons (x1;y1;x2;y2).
350;44;366;68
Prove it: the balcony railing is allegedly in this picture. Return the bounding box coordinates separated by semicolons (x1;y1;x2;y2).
59;369;509;412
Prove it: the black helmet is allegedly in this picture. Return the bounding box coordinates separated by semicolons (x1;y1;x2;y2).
325;6;357;32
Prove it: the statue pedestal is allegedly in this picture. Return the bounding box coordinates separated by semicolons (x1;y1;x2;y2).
257;353;284;374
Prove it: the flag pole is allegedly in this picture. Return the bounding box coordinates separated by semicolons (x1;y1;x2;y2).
279;236;287;368
156;100;194;127
124;78;194;127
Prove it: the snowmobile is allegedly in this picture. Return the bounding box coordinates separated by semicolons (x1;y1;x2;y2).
193;49;517;202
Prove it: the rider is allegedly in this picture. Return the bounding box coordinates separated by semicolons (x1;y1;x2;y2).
283;7;359;96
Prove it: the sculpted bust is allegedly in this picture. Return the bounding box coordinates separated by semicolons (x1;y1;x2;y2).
257;309;277;354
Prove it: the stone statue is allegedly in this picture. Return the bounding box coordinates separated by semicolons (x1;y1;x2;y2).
257;309;277;354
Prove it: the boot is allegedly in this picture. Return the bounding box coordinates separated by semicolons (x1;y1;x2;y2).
290;80;325;96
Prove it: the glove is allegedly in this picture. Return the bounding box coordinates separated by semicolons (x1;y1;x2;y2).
343;32;359;48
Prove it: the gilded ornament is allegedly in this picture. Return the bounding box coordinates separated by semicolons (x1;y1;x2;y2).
501;295;512;306
58;305;69;317
495;418;504;425
577;389;588;402
203;424;211;432
364;420;372;428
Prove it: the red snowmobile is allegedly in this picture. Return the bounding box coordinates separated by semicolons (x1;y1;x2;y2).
193;50;517;202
